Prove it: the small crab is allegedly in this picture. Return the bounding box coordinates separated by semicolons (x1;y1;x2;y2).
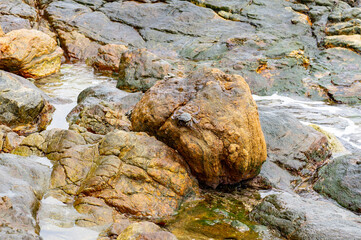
171;106;200;128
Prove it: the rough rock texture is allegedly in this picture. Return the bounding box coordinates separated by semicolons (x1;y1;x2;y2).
0;29;63;78
250;192;361;240
76;130;199;219
88;44;128;72
131;68;267;188
116;222;177;240
15;129;198;220
314;154;361;213
0;153;51;240
67;83;143;134
0;70;54;135
0;125;24;153
117;49;173;91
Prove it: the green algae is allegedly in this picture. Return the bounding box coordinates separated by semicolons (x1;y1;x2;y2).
166;190;262;240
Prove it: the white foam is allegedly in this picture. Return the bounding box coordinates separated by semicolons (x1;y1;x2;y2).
41;196;66;206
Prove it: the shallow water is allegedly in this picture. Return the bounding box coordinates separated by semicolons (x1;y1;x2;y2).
253;94;361;153
35;64;117;130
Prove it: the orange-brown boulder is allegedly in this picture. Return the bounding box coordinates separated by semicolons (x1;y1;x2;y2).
131;68;267;188
0;29;63;79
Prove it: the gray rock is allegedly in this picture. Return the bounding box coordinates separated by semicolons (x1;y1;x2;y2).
67;82;143;134
0;70;54;135
314;154;361;213
0;153;52;240
250;192;361;240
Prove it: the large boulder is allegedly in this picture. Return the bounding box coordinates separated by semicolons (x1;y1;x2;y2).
117;49;173;92
250;192;361;240
0;153;51;240
76;130;199;219
67;83;143;134
0;70;54;135
0;29;63;79
131;68;267;188
314;154;361;213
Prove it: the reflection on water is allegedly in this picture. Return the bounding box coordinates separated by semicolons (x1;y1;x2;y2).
254;94;361;152
35;64;117;129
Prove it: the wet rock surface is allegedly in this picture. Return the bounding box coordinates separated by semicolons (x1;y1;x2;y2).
0;29;63;79
0;70;54;135
314;153;361;213
250;192;361;240
67;83;143;134
0;153;51;240
117;49;173;92
131;68;267;188
88;44;128;72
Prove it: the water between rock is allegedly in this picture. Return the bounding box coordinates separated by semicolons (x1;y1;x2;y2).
34;64;360;240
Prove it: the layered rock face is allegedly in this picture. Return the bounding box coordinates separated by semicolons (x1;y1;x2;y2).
15;128;199;221
131;68;267;188
0;29;63;79
0;71;54;134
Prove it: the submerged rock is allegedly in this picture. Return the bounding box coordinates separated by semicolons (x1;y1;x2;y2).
250;192;361;240
131;68;267;188
0;70;54;135
116;222;177;240
67;83;143;134
314;154;361;213
117;49;173;92
0;29;63;79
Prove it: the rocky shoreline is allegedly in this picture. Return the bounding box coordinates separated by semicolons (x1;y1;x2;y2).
1;0;360;239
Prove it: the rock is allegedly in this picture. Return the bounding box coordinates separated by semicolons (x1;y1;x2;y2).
0;153;51;240
0;29;63;79
45;0;144;62
116;222;177;240
0;125;24;153
314;154;361;213
117;49;173;91
259;109;331;178
250;192;361;240
131;68;267;188
76;130;199;219
306;47;361;104
0;25;3;37
0;70;54;135
67;83;143;134
88;44;128;72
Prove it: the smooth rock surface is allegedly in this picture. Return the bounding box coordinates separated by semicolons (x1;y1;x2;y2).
314;154;361;213
250;192;361;240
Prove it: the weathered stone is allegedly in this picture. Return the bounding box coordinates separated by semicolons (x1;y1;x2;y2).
131;68;267;188
88;44;128;72
0;25;3;37
0;71;54;135
76;130;199;219
250;192;361;240
0;125;24;153
0;29;63;78
314;154;361;213
116;222;177;240
0;153;51;240
259;109;331;177
67;83;143;134
117;49;173;91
